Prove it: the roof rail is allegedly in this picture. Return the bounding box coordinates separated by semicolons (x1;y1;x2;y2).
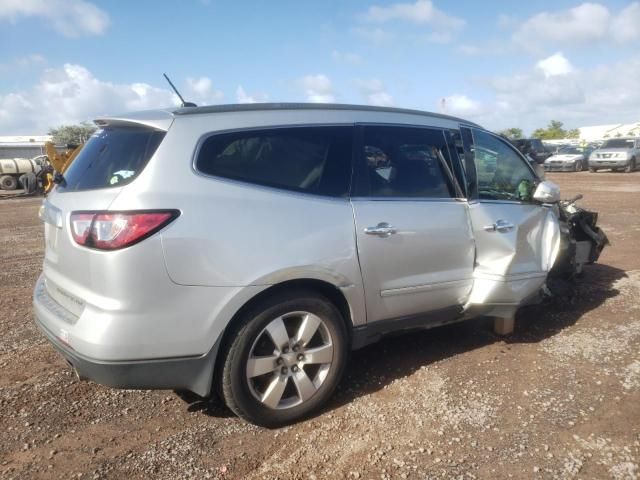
172;102;479;126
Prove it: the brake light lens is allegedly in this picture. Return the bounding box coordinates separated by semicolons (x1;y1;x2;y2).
70;211;179;250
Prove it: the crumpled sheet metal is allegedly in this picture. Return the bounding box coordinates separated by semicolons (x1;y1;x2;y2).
465;208;560;307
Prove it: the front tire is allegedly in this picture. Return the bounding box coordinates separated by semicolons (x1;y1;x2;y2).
589;167;597;173
625;158;636;173
221;290;348;427
575;160;583;172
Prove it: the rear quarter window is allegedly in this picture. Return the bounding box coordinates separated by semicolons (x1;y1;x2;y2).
195;126;353;197
57;127;165;192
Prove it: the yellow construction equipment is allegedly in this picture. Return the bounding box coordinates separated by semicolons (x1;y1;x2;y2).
44;142;83;174
43;142;83;193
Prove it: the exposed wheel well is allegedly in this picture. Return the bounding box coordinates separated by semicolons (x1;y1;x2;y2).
211;279;353;396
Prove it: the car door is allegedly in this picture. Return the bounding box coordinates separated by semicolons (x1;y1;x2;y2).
351;125;475;324
460;127;560;307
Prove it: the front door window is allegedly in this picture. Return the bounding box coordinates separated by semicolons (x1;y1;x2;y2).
471;129;536;201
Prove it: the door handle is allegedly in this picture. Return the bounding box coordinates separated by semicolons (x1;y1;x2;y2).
483;219;514;233
364;222;397;237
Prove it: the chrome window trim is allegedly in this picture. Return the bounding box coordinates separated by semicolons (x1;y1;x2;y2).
469;199;532;206
350;197;466;203
190;123;355;202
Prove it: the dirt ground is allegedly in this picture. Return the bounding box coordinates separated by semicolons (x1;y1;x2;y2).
1;172;639;480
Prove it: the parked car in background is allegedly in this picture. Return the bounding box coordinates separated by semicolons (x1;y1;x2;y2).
543;142;571;155
512;138;553;164
589;137;640;173
35;103;567;427
544;146;592;172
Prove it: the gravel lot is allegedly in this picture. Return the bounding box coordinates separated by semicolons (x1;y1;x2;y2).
1;172;639;479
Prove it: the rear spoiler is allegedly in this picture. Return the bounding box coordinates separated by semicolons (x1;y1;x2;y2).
93;109;174;131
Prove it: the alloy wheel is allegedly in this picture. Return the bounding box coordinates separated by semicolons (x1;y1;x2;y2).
245;311;334;410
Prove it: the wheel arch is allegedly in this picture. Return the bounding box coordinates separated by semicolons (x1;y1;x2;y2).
211;278;357;396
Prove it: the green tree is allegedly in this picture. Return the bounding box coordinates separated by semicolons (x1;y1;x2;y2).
48;122;96;146
566;128;580;139
497;127;524;140
531;120;580;140
531;120;571;140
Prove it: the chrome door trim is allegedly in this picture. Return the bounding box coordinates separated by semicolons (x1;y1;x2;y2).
380;279;473;298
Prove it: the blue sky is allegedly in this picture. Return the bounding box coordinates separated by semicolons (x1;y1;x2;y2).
1;0;639;134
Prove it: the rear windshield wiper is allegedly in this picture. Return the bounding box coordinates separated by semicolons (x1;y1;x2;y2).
53;172;66;186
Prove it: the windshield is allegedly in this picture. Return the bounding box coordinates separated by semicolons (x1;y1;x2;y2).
602;139;634;149
558;147;582;154
57;127;165;192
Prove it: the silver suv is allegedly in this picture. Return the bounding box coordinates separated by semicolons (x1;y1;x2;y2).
34;104;561;427
589;137;640;173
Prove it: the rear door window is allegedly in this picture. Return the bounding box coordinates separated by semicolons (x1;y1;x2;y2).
354;125;456;198
58;127;165;192
196;126;353;197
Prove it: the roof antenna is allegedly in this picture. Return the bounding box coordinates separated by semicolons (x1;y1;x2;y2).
163;73;197;108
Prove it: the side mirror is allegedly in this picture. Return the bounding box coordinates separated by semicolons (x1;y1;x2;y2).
533;180;560;204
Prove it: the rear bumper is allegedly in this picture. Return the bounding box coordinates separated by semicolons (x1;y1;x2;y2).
34;312;220;397
32;273;229;396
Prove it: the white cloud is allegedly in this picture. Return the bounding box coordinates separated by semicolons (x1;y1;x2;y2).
439;94;483;117
610;2;640;43
496;14;516;29
300;74;335;103
331;50;362;65
0;54;47;72
360;0;464;44
514;3;609;50
355;79;394;106
513;2;640;52
0;63;180;134
352;26;395;44
0;0;110;37
456;40;513;56
185;76;224;105
17;54;47;67
236;85;268;104
442;54;640;133
363;0;464;30
536;52;574;77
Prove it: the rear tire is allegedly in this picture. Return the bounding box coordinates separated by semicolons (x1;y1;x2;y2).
221;290;348;427
0;175;17;190
625;158;636;173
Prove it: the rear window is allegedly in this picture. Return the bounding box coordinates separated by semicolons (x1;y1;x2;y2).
57;127;165;192
195;126;353;197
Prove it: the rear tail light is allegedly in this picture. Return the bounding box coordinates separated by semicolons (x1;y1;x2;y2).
70;210;179;250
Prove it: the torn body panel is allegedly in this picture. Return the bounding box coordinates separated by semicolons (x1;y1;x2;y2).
550;195;609;278
464;201;560;308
